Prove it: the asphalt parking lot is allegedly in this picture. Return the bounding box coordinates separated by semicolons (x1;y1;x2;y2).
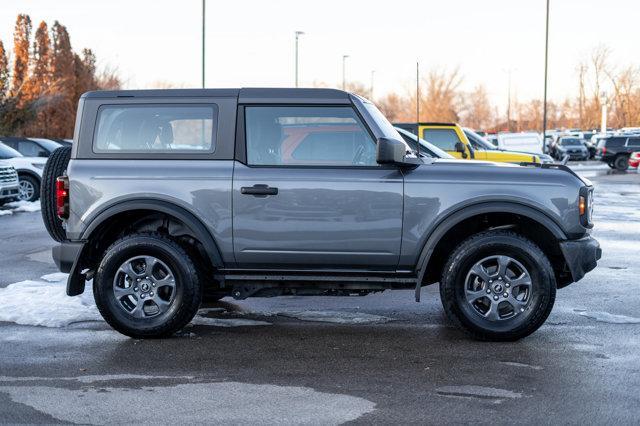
0;163;639;425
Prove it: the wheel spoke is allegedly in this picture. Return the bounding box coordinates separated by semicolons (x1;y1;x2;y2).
470;264;491;283
129;301;146;319
465;289;485;304
142;256;158;276
113;285;134;299
507;295;527;313
510;271;532;288
119;261;143;279
496;255;510;277
484;302;500;321
152;296;171;313
155;273;175;289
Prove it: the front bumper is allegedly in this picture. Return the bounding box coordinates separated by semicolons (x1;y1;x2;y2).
559;236;601;283
52;241;88;296
0;184;19;200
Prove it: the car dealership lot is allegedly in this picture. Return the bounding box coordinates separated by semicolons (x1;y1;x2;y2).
0;165;638;424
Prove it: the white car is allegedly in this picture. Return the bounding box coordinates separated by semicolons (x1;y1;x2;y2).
496;132;543;155
0;142;46;202
0;160;20;205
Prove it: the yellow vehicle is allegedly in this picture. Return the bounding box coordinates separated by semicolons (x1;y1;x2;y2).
394;122;541;164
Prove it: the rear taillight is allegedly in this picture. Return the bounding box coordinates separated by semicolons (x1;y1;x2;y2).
601;147;606;154
56;176;69;219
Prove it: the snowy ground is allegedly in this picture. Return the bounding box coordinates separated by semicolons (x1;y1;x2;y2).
0;166;638;424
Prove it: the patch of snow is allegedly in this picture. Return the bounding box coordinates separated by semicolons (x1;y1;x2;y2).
578;311;640;324
0;209;12;216
436;385;522;402
190;316;271;327
270;310;390;324
40;272;69;282
6;200;41;213
499;361;543;370
0;374;195;384
0;274;100;327
0;381;376;425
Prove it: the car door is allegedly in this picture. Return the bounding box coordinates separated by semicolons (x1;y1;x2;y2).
232;105;404;270
419;126;472;159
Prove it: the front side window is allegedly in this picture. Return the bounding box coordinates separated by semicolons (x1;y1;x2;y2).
245;106;376;166
421;129;460;151
94;105;217;153
18;141;42;157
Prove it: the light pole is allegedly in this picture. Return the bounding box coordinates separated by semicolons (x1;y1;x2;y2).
503;68;515;131
294;31;304;87
542;0;550;153
370;70;375;99
201;0;205;88
342;55;349;90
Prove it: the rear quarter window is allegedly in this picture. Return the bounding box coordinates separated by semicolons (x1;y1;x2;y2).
93;104;218;153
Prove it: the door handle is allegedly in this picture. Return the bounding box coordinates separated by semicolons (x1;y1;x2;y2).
241;184;278;196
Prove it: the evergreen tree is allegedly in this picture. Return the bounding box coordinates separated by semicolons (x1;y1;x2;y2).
0;40;9;99
10;14;31;100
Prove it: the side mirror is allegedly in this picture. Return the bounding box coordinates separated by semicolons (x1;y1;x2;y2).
376;137;406;165
454;141;468;159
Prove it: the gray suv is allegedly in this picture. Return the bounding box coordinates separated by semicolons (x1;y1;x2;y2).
43;88;601;340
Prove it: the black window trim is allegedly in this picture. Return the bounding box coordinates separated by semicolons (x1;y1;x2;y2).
235;102;394;170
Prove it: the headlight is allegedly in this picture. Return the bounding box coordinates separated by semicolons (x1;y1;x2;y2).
32;163;45;169
579;187;594;228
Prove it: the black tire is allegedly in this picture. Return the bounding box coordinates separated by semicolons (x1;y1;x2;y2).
439;230;556;341
40;146;71;242
614;155;629;171
18;174;40;202
93;233;203;338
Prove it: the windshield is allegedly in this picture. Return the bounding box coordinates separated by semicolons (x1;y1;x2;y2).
30;138;62;152
560;138;582;146
361;101;405;141
0;142;22;159
464;129;497;150
394;127;453;159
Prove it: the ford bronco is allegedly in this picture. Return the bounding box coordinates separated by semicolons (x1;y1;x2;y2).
43;88;601;340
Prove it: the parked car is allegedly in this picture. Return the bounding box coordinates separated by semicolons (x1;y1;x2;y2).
394;127;453;159
485;134;498;147
0;137;62;158
0;160;20;205
44;88;600;341
0;142;46;202
629;152;640;169
595;135;640;170
496;132;543;155
394;122;541;164
464;128;554;164
553;137;590;161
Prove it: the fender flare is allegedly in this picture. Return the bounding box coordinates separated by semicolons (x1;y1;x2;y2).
414;201;567;282
81;199;224;267
16;169;42;183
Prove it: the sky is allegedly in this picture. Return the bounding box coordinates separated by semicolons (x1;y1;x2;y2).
0;0;637;113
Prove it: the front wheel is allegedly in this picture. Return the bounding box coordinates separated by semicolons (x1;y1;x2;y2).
18;175;40;202
94;233;202;338
439;230;556;341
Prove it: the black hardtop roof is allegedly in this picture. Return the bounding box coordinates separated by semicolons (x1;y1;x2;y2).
82;87;351;103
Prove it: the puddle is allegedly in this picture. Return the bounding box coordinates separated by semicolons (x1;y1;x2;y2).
266;310;390;324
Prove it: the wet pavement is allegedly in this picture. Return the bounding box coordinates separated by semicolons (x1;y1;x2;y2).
0;162;639;424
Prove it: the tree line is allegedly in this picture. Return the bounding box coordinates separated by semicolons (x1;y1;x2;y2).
0;14;121;138
342;46;640;132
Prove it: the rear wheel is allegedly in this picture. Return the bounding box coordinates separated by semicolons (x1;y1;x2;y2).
439;230;556;341
614;155;629;171
93;233;202;338
40;146;71;242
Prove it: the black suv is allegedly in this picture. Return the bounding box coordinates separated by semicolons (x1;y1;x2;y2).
595;135;640;170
